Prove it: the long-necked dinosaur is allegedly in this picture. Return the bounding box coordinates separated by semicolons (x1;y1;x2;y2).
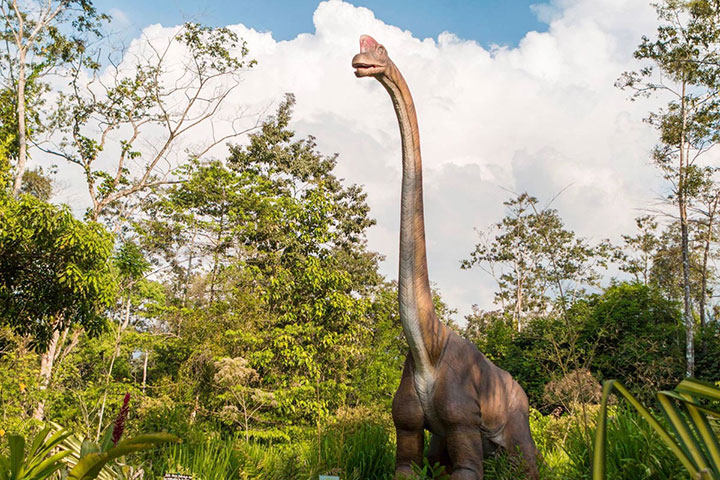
352;35;539;480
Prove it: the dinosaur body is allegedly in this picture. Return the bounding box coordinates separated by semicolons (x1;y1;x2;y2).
352;35;539;479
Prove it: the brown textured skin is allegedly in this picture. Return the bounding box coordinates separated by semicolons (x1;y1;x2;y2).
352;35;539;479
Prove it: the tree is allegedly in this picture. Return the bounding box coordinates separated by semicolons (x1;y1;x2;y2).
132;96;382;431
0;193;116;420
615;215;661;285
617;0;720;376
584;283;685;402
0;0;108;196
693;180;720;326
45;22;257;224
649;221;706;306
0;194;116;349
462;192;609;330
19;166;52;200
214;356;274;442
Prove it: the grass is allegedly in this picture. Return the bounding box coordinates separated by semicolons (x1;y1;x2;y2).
142;405;693;480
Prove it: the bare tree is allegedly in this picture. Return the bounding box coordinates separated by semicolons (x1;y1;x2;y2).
0;0;107;196
40;22;260;224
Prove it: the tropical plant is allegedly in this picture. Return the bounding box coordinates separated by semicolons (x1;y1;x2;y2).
0;427;71;480
66;432;179;480
63;393;180;480
593;378;720;480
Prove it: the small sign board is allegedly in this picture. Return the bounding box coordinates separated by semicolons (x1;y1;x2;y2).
164;475;193;480
319;476;340;480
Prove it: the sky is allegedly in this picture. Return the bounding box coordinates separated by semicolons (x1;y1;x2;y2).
49;0;691;322
93;0;548;48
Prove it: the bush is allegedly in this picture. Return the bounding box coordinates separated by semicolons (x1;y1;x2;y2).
584;283;684;402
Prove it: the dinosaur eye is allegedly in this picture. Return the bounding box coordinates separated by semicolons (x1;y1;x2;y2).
378;46;386;55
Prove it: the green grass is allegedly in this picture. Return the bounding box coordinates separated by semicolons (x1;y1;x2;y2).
141;405;694;480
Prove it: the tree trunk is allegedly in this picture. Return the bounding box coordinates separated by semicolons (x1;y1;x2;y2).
142;350;149;395
209;212;226;304
679;81;694;377
33;329;60;421
11;44;27;196
698;194;718;328
514;267;524;332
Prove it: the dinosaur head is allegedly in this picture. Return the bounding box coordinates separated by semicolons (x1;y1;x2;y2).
352;34;389;78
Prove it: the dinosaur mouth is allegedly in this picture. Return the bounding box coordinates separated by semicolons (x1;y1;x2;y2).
353;62;383;77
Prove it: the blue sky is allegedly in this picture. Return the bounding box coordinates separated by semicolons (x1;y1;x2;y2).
94;0;549;47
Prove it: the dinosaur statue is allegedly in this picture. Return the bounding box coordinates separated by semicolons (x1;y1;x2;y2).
352;35;540;480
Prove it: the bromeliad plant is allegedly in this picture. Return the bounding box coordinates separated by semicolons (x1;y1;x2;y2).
0;427;72;480
593;378;720;480
62;393;180;480
0;394;180;480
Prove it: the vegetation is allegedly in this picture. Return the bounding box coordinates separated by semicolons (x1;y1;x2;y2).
0;0;719;479
593;379;720;480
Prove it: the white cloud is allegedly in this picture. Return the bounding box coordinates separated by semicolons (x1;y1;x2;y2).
50;0;675;321
108;8;130;27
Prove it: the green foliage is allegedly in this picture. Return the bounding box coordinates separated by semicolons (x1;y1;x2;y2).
311;420;395;480
586;283;685;401
0;195;116;350
697;322;720;381
557;407;685;480
594;379;720;480
617;0;720;376
131;95;384;429
19;169;52;201
151;436;239;480
408;459;449;480
463;282;690;409
58;426;179;480
0;427;71;480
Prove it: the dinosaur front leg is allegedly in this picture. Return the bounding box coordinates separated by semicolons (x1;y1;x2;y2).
392;358;425;478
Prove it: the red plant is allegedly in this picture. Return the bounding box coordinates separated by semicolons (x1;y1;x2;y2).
111;393;131;446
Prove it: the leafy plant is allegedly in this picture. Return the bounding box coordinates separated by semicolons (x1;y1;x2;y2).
0;427;71;480
66;433;180;480
408;459;449;480
593;378;720;480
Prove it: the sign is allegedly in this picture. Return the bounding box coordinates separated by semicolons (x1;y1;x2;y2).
319;476;340;480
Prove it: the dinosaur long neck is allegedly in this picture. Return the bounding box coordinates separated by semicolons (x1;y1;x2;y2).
379;62;446;371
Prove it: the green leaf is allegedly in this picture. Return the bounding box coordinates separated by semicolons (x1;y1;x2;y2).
67;434;179;480
8;435;25;478
593;379;720;480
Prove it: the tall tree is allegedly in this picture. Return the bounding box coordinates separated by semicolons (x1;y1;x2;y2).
135;96;382;429
44;22;257;224
462;192;609;330
0;0;108;196
693;181;720;326
617;0;720;376
0;193;116;419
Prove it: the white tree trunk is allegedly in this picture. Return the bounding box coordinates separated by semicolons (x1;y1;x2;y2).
33;329;60;421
